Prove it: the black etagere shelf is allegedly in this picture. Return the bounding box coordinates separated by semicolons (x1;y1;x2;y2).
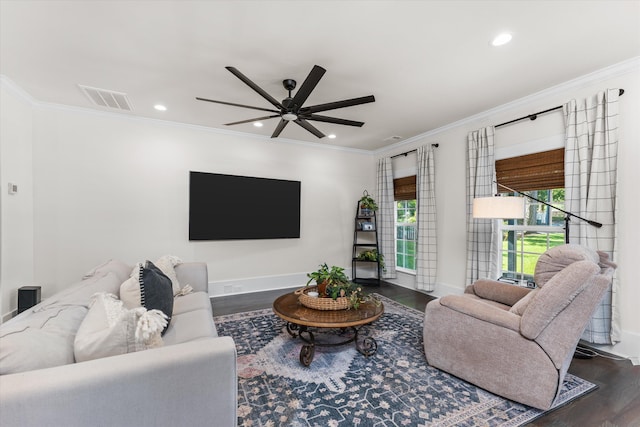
351;201;381;286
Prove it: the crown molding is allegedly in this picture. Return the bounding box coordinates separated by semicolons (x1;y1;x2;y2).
375;56;640;157
0;74;373;157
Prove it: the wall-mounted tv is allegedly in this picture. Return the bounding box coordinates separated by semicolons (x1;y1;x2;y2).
189;171;301;241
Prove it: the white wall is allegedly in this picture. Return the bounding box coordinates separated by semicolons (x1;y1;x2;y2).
377;58;640;362
0;79;375;315
0;80;35;321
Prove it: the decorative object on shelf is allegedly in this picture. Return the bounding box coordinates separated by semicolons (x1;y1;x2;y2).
358;190;378;217
356;249;385;271
304;263;377;310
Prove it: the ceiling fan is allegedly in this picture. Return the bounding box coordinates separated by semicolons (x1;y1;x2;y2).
196;65;375;139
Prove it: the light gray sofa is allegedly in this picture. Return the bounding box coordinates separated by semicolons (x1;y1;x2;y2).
0;259;237;427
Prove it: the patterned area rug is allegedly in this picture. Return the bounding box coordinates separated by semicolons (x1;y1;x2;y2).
214;294;596;427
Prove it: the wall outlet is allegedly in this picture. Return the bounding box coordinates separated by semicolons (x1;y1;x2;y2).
223;284;233;294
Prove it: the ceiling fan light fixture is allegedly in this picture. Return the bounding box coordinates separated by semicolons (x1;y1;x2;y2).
282;112;297;121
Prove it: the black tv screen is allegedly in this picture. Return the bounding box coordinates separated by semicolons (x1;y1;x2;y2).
189;171;301;240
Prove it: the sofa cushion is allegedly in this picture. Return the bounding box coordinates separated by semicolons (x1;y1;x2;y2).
120;261;174;335
162;309;217;345
74;293;167;363
83;259;133;284
172;292;212;316
0;305;88;374
32;272;122;314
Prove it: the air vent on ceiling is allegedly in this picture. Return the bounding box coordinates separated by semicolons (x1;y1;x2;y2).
78;84;133;111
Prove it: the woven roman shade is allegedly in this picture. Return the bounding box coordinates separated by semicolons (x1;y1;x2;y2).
394;176;416;200
496;148;564;192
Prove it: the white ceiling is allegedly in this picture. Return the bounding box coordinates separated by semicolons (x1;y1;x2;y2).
1;0;639;151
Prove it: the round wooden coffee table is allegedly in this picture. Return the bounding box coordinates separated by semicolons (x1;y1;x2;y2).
272;291;384;366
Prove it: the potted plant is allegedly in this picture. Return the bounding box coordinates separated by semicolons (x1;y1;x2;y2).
306;263;378;309
359;191;378;217
356;249;385;271
306;263;350;296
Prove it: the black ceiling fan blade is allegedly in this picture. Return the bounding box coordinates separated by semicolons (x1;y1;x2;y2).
291;65;326;110
226;66;284;110
301;95;375;114
196;97;280;114
304;114;365;127
224;115;281;126
294;119;325;138
271;119;289;138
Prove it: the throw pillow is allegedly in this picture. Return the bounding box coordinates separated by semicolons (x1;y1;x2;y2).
74;293;167;363
154;255;182;296
120;261;174;335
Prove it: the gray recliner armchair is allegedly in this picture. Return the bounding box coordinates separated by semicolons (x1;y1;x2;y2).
423;244;616;410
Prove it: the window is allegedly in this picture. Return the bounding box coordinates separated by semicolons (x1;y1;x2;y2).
393;175;417;272
396;200;416;271
496;149;565;284
500;189;565;283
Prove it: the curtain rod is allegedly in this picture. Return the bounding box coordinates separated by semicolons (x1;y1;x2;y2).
495;88;625;129
390;143;439;159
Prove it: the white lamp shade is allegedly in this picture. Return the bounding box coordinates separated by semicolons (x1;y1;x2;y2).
473;196;525;219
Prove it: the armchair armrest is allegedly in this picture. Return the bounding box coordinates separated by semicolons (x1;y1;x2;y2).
439;295;521;332
466;279;532;307
175;262;209;294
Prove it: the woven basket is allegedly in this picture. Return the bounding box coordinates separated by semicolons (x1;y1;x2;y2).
295;286;350;311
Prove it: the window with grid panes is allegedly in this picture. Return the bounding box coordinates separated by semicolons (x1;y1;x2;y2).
394;176;417;272
496;149;565;284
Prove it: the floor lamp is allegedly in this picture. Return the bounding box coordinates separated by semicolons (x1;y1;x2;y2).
493;182;602;243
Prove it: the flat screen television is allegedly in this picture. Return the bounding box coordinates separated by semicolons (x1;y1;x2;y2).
189;171;301;240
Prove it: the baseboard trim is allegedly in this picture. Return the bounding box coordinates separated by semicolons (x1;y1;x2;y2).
583;330;640;366
1;309;17;324
209;272;308;298
383;277;464;299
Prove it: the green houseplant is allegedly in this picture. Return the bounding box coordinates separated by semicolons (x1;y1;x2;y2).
306;263;377;309
359;191;378;213
356;249;385;271
306;263;350;295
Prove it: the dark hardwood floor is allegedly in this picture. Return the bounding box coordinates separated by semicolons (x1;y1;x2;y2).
212;282;640;427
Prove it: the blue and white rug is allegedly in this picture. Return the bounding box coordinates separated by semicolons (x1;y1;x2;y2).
214;294;596;427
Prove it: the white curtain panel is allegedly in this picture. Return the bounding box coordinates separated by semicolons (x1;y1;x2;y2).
376;157;397;279
564;89;620;344
416;145;437;291
466;127;500;284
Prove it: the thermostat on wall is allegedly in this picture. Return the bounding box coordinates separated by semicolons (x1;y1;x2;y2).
8;183;18;195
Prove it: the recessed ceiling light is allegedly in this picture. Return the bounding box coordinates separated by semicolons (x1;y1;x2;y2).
253;122;263;127
154;104;167;111
491;33;512;47
327;134;336;139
